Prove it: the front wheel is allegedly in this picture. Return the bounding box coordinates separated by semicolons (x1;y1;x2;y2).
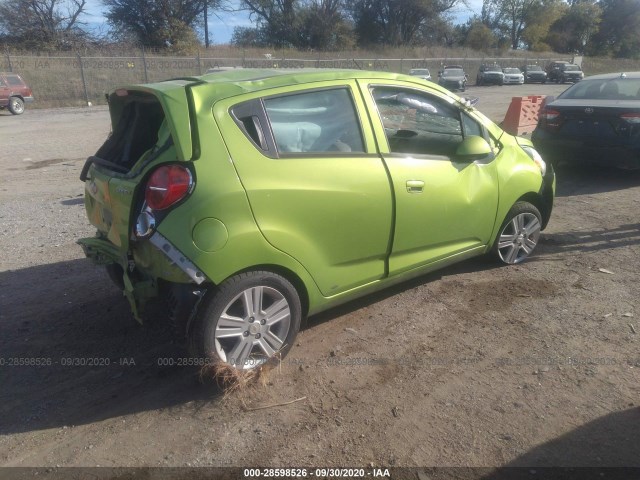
492;202;542;265
190;271;302;370
8;97;25;115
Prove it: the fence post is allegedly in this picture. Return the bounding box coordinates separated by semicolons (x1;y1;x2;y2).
141;47;149;83
400;58;403;73
77;53;90;106
196;51;202;75
5;51;12;72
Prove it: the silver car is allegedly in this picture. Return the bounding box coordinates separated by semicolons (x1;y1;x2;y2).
409;68;432;81
503;68;524;85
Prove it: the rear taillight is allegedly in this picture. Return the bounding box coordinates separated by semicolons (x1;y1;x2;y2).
540;109;560;121
539;108;562;131
621;112;640;124
145;165;192;210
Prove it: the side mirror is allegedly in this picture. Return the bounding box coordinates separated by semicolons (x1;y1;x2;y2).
455;135;493;161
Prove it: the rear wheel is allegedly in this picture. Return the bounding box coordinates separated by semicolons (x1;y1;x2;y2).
8;97;24;115
492;202;542;265
190;271;302;370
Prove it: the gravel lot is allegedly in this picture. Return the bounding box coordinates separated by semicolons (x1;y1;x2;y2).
1;83;639;474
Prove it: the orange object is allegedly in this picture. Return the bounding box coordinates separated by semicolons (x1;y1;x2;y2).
502;95;546;136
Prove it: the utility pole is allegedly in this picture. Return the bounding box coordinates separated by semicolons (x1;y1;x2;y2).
204;0;209;48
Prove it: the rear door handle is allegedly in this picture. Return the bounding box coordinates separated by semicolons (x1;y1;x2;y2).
406;180;425;193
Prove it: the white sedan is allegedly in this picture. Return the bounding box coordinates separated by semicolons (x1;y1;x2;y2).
503;68;525;85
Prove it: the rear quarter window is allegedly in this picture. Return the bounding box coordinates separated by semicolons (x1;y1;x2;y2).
263;88;365;154
6;76;25;86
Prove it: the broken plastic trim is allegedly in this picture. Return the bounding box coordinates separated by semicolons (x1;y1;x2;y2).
149;232;206;284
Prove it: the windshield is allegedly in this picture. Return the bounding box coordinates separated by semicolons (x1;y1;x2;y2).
559;78;640;100
443;69;463;77
527;65;543;72
485;66;501;72
564;65;581;71
411;69;429;75
504;68;520;74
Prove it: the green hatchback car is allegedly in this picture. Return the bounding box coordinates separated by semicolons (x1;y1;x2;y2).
79;69;554;370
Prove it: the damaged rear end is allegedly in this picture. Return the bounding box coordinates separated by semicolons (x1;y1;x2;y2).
78;82;205;321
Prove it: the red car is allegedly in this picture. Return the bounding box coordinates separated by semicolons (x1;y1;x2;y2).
0;73;34;115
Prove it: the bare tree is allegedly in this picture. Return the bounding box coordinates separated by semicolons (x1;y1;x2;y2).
0;0;88;48
102;0;220;49
350;0;460;46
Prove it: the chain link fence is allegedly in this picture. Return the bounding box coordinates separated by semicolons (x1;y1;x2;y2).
2;50;639;108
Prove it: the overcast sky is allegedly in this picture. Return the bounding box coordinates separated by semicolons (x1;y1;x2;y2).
81;1;483;45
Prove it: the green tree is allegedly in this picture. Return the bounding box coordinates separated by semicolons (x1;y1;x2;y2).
0;0;89;49
298;0;354;50
482;0;541;49
546;0;601;53
102;0;219;49
463;19;498;50
521;0;565;51
587;0;638;58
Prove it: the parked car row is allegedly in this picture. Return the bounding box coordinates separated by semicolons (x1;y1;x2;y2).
410;61;584;93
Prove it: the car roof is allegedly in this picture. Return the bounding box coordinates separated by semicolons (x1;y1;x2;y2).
124;68;461;103
181;68;428;89
581;72;640;80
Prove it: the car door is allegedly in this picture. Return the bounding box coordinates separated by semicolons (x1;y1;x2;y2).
216;82;393;297
0;76;9;106
358;80;500;275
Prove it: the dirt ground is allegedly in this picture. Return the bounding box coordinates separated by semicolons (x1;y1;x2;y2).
1;83;639;475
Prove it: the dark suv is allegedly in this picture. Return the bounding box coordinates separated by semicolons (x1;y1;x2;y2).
437;65;467;92
0;73;34;115
477;64;504;86
546;61;584;84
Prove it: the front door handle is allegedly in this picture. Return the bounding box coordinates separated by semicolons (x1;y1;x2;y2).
406;180;425;193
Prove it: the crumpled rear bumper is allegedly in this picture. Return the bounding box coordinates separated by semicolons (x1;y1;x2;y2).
78;232;205;321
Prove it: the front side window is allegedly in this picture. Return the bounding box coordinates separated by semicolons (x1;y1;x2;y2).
372;87;473;157
263;88;365;154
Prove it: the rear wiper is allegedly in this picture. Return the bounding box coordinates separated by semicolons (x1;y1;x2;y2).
80;156;130;181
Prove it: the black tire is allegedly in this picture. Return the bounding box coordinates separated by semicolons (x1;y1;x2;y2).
492;202;542;265
8;97;25;115
190;271;302;370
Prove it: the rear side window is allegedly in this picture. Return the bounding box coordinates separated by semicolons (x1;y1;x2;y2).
263;89;365;154
6;75;24;86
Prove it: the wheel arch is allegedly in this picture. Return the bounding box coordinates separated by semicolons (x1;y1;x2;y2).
232;264;311;317
516;190;552;230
